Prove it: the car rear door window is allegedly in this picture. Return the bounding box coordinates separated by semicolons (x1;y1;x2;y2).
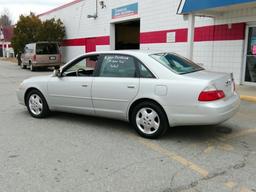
138;61;154;78
99;55;136;78
150;53;203;74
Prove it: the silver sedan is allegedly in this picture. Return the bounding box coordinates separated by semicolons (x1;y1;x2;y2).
17;51;240;138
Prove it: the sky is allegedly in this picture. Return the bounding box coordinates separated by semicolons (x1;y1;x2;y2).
0;0;72;24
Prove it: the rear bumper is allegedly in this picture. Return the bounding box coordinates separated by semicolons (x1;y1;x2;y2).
166;93;240;127
32;63;61;67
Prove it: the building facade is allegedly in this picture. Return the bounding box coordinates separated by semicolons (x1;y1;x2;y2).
0;26;14;57
39;0;256;85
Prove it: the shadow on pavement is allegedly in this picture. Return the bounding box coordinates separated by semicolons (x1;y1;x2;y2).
47;111;234;142
50;111;133;134
163;124;233;142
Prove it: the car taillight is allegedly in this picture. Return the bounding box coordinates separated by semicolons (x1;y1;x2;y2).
198;85;225;101
33;55;36;61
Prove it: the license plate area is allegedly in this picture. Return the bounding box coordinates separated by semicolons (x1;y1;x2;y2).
49;56;56;60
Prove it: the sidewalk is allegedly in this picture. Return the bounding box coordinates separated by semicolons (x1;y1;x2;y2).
0;57;17;64
237;85;256;103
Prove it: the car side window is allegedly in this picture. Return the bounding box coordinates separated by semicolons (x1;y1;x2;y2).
99;55;136;78
62;55;99;77
137;61;155;78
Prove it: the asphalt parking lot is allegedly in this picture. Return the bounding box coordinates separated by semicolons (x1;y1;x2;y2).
0;60;256;192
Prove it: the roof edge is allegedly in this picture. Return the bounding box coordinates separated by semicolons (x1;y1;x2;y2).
38;0;81;17
177;0;186;14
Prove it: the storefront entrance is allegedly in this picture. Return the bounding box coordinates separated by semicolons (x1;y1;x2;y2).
244;26;256;84
115;20;140;50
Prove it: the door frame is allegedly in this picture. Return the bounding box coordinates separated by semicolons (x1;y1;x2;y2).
242;23;256;86
109;18;141;51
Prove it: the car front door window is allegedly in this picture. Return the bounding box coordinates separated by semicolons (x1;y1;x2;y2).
62;55;98;77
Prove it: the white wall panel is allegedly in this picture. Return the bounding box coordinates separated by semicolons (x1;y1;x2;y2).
39;0;256;84
140;43;187;56
193;40;244;83
61;46;85;62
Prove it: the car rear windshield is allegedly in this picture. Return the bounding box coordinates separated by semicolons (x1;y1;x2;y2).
150;53;204;74
36;43;59;55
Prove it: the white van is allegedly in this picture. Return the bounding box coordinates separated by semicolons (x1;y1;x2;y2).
21;42;61;71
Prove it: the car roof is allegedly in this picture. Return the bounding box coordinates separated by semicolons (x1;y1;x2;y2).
84;50;174;57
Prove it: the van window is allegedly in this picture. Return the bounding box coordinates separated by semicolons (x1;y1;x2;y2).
36;43;59;55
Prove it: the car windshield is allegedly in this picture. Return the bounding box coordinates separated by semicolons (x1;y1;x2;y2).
36;43;59;55
150;53;204;74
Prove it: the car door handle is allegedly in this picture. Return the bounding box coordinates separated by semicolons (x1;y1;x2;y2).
127;85;136;89
81;84;88;88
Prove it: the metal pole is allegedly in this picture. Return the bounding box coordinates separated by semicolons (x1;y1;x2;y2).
2;42;4;57
187;14;195;60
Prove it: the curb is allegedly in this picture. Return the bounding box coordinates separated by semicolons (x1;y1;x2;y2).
240;95;256;103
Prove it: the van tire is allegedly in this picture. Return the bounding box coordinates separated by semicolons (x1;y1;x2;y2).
30;63;36;71
21;62;26;69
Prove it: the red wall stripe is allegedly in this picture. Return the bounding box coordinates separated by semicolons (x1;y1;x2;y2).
194;23;245;42
62;36;110;47
95;36;110;45
61;23;246;47
0;44;12;48
140;23;245;44
62;38;85;46
140;28;188;44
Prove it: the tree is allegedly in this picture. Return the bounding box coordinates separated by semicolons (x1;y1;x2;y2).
0;8;12;26
38;18;65;42
11;13;65;54
11;13;41;53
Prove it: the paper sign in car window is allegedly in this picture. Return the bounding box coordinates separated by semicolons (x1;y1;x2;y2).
252;45;256;55
105;55;129;64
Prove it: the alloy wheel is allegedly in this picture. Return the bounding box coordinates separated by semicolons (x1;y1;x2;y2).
136;107;160;135
28;94;43;116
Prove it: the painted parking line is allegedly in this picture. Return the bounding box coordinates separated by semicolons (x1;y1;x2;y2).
203;128;256;155
240;186;254;192
129;134;254;192
225;180;237;189
240;95;256;103
204;143;234;154
129;135;209;177
204;145;214;154
224;181;252;192
219;128;256;141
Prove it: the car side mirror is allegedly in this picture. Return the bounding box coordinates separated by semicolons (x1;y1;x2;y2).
197;63;204;67
53;69;62;77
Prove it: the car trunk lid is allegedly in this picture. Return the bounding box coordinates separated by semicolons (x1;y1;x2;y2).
184;70;235;99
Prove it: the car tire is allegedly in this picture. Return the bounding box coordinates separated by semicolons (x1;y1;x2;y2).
25;89;50;118
131;101;169;139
